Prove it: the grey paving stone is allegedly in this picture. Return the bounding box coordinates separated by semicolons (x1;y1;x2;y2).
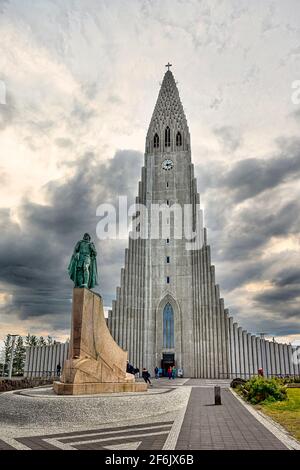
175;387;288;450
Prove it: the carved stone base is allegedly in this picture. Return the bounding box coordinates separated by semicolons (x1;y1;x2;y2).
54;288;147;395
53;381;147;395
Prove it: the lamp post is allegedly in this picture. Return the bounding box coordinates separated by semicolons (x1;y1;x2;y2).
8;335;18;379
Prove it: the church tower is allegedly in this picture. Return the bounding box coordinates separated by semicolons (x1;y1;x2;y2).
108;66;298;379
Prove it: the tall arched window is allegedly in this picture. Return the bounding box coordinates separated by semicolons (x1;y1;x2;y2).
163;303;174;348
153;133;159;148
165;126;171;147
176;131;182;147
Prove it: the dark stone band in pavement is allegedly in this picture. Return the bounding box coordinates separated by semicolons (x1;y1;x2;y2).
16;421;174;450
0;439;16;450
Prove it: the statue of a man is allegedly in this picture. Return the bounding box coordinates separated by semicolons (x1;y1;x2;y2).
68;233;98;289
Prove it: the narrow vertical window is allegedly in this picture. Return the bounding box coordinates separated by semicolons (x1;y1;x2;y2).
163;303;174;348
166;238;170;244
166;256;170;263
153;133;159;148
166;199;169;206
165;127;171;147
166;181;169;188
167;276;170;284
176;131;182;146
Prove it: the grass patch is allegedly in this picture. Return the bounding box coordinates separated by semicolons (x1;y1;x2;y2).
257;388;300;442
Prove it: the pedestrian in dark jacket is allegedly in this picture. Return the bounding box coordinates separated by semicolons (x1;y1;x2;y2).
142;368;152;385
56;363;61;377
154;366;159;379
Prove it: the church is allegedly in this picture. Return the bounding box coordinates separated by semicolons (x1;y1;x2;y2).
107;66;298;379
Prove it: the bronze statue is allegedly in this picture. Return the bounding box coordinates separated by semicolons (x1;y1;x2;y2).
68;233;98;289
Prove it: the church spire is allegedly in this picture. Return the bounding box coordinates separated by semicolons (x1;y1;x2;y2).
146;66;190;154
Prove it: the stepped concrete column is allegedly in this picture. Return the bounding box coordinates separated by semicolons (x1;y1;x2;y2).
247;333;253;376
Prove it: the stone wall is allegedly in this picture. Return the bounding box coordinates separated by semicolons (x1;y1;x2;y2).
24;342;69;378
227;327;300;379
0;377;54;392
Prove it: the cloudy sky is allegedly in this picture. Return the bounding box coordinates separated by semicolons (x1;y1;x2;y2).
0;0;299;345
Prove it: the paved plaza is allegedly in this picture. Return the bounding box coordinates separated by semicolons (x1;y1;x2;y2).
0;379;296;450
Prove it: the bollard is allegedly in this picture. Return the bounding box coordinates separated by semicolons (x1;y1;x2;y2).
214;386;221;405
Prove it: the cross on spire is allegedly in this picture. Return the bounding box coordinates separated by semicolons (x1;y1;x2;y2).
165;62;172;71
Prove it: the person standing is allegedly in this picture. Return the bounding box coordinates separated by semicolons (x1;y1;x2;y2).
167;366;172;380
154;366;159;379
142;368;152;385
172;365;176;379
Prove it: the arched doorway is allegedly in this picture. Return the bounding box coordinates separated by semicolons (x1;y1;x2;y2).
161;303;175;375
155;294;183;376
163;303;174;349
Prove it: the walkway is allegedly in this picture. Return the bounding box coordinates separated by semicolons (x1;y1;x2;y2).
176;384;287;450
0;379;293;450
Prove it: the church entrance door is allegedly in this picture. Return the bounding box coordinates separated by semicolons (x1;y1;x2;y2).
161;353;175;377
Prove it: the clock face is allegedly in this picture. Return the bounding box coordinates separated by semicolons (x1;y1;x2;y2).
162;159;174;171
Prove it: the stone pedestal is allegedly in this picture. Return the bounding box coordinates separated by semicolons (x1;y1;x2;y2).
53;288;147;395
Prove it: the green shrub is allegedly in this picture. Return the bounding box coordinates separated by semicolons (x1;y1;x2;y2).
240;376;287;404
282;376;300;384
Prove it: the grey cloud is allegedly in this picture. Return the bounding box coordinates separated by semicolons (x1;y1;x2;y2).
229;4;249;22
238;314;300;338
210;199;300;263
255;287;299;305
0;168;8;185
250;264;300;324
226;155;300;202
1;134;299;340
70;99;96;125
82;82;98;101
55;137;73;148
107;95;123;105
0;92;16;130
261;5;279;35
273;267;300;287
252;287;300;332
214;125;242;152
197;135;300;332
196;137;300;202
209;96;223;110
195;161;226;194
32;120;55;131
0;0;8;14
227;290;300;337
0;149;143;324
215;258;271;292
292;108;300;122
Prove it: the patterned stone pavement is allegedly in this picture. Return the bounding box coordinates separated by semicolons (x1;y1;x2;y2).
15;421;174;450
0;379;294;450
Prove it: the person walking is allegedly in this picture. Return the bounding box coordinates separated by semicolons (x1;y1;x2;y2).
56;363;61;377
142;368;152;386
154;366;159;379
172;365;177;379
167;366;172;380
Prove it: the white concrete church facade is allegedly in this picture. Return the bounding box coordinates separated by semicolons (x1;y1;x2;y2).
108;67;299;379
